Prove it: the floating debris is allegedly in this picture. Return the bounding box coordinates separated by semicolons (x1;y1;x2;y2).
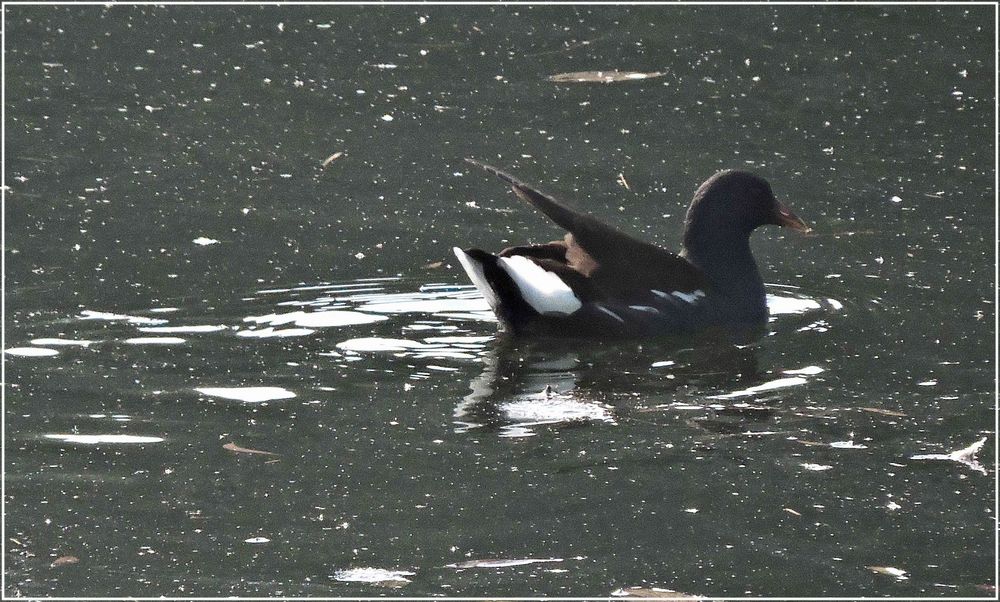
192;237;219;246
224;442;279;457
548;70;665;83
860;407;907;417
830;438;868;449
610;586;703;600
447;557;563;569
830;433;868;449
616;172;631;190
793;439;828;447
867;565;908;580
783;508;802;516
196;386;296;403
321;151;344;167
50;555;79;568
910;436;988;475
244;536;270;544
44;434;164;445
423;261;444;269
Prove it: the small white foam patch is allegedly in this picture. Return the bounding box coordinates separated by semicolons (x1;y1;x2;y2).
244;310;386;328
783;365;824;376
452;247;500;312
333;567;415;584
236;327;315;339
124;337;186;345
31;338;98;347
138;325;227;333
498;255;582;316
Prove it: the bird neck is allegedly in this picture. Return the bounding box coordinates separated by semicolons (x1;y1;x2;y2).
681;230;766;306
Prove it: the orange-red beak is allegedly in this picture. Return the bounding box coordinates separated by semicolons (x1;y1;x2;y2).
774;201;812;233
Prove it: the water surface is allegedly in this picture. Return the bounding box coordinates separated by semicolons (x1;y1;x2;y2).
5;4;995;598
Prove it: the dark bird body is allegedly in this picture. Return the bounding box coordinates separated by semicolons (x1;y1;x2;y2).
455;159;810;338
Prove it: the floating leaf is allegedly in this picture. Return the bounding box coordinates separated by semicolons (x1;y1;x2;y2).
616;172;631;190
867;565;908;580
611;586;703;600
548;70;665;83
447;557;562;569
322;151;345;167
910;436;988;474
793;439;828;447
223;442;279;457
860;407;907;417
51;555;79;568
423;261;444;270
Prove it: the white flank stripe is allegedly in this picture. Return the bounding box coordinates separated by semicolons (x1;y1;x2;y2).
498;255;582;316
596;305;625;323
453;248;500;312
628;305;659;313
671;290;704;304
651;289;705;304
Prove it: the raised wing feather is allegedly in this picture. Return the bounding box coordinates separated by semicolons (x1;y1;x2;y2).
465;159;708;295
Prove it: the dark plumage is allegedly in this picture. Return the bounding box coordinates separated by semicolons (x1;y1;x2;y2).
455;159;810;338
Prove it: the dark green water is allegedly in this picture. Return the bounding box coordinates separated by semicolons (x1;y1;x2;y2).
4;5;995;598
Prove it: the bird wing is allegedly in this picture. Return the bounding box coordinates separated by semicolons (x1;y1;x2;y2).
465;159;708;296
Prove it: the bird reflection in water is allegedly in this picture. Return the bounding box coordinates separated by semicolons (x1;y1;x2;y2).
454;328;765;438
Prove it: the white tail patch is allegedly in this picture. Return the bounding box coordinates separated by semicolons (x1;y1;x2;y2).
498;255;582;316
453;248;500;312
